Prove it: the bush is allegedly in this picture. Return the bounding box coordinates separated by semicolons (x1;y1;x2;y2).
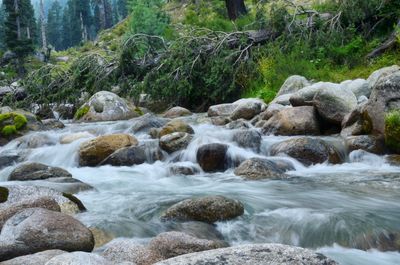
385;110;400;152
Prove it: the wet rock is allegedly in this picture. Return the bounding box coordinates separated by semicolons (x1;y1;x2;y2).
166;221;227;243
385;155;400;166
0;86;13;100
262;106;320;136
0;208;94;261
89;227;115;248
33;177;93;194
53;104;75;120
34;105;55;120
2;185;85;215
79;134;138;167
313;84;357;125
366;65;400;90
101;238;157;265
169;164;200;176
0;197;60;230
0;250;67;265
131;113;168;134
75;91;139;122
0;154;20;170
345;135;385;154
341;79;370;98
17;133;55;149
233;130;262;150
230;99;266;120
100;146;147;166
160;132;193;153
154;243;338;265
234;158;293;180
276;75;311;97
163;107;192;118
258;103;286;121
353;231;400;252
270;137;342;166
60;132;94;144
148;232;225;261
161;195;244;223
225;119;250;130
159;120;194;137
196;143;229;172
42;119;65;130
210;116;231;126
8;162;72;181
45;252;109;265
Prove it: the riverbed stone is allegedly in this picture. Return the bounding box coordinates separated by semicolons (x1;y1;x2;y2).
230;99;266;120
100;145;147;166
1;250;67;265
353;231;400;252
313;84;357;125
366;65;400;90
163;107;192;118
289;82;328;106
276;75;311;97
208;104;237;117
159;119;194;137
341;79;371;98
101;239;157;265
196;143;229;172
166;221;226;243
232;130;262;151
131;113;169;134
270;137;342;166
0;208;94;261
79;134;138;167
8;162;72;181
161;195;244;223
225;119;250;130
262;106;320;136
169;164;200;176
0;154;20;169
160;132;193;153
45;252;109;265
345;135;385;154
234;158;293;180
75;91;139;122
154;243;338;265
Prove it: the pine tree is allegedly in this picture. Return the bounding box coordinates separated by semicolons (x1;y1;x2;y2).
47;0;63;50
0;4;6;51
117;0;127;20
61;4;72;49
3;0;37;75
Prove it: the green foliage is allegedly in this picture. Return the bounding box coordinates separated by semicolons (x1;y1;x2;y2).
385;110;400;152
74;105;90;120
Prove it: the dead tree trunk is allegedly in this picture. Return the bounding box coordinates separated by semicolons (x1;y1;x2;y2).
40;0;47;50
225;0;247;21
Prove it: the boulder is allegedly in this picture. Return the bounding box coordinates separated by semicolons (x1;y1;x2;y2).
163;107;192;118
270;93;292;106
225;119;250;130
154;244;337;265
0;86;13;100
2;185;86;215
89;227;114;248
0;197;60;230
257;103;285;122
42;119;65;130
100;146;147;166
232;130;262;151
75;91;139;122
45;252;109;265
234;158;294;180
60;132;94;144
8;162;72;181
0;154;20;170
79;134;138;167
367;65;400;90
161;195;244;223
262;106;320;136
230;99;266;120
363;71;400;135
341;79;371;98
353;231;400;252
345;135;385;154
1;250;67;265
159;120;194;137
101;239;157;265
165;221;226;243
196;143;229;172
160;132;193;153
313;84;357;125
289;82;330;106
277;75;311;97
208;104;237;117
0;208;94;261
211;116;231;126
169;164;200;176
131;113;168;134
270;137;342;166
148;232;225;261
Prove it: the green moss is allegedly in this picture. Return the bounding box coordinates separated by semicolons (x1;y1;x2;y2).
2;125;17;136
0;186;9;203
134;107;144;116
385;110;400;152
0;113;11;123
13;113;28;130
0;112;27;137
74;105;90;120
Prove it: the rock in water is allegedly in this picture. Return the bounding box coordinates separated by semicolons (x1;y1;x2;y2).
130;113;168;134
79;134;138;167
234;158;294;180
161;195;244;223
232;130;262;151
100;146;147;166
262;106;320;136
163;107;192;118
160;132;193;153
153;243;338;265
0;250;67;265
0;208;94;261
45;252;109;265
196;143;229;172
159;119;194;137
270;137;342;166
8;162;72;181
75;91;139;122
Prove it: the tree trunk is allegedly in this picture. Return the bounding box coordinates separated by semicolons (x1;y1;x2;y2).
40;0;47;49
14;0;21;39
225;0;247;21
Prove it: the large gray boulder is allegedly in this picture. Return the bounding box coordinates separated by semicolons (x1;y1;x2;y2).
8;163;72;181
313;84;357;125
1;250;67;265
45;252;109;265
367;65;400;90
232;130;262;151
276;75;311;97
75;91;139;122
262;106;320;136
270;137;342;166
161;195;244;223
0;208;94;261
234;158;294;180
154;244;337;265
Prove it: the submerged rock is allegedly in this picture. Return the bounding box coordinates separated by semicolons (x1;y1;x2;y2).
270;137;342;166
154;243;337;265
0;250;67;265
232;129;262;151
8;162;72;181
0;208;94;261
234;158;293;180
0;154;20;170
196;143;229;172
169;164;200;176
79;134;138;167
161;195;244;223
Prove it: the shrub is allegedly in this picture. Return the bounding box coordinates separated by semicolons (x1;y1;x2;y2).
74;105;90;120
385;110;400;152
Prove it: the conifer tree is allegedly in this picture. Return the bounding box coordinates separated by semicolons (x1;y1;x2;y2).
47;0;63;50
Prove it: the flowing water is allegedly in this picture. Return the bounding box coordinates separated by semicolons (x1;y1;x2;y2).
1;114;400;264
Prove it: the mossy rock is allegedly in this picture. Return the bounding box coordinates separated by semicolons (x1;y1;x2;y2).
74;105;90;120
385;110;400;153
0;112;28;137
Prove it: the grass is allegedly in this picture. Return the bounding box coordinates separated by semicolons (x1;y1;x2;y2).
385;110;400;152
